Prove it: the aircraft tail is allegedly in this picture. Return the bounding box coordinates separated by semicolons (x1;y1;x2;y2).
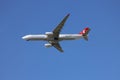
79;27;91;41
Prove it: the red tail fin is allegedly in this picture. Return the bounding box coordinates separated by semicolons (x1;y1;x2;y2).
79;27;91;41
80;27;90;35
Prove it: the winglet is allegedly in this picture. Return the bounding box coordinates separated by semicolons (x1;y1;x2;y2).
67;13;70;16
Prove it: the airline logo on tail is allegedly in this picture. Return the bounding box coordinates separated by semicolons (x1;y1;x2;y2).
80;27;91;41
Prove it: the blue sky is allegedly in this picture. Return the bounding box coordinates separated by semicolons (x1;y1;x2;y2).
0;0;120;80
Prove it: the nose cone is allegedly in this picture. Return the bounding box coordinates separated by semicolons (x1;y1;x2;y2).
22;36;27;40
22;35;30;41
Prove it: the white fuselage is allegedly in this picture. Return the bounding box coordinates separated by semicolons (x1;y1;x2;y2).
22;34;83;41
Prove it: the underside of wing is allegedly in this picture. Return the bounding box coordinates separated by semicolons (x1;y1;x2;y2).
53;14;70;38
52;42;64;52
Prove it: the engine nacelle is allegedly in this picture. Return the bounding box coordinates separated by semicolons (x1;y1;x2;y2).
45;32;53;35
44;43;52;48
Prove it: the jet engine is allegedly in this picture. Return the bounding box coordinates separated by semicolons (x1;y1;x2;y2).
44;43;52;48
45;32;53;35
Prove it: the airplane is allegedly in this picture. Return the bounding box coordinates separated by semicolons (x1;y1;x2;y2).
22;14;90;52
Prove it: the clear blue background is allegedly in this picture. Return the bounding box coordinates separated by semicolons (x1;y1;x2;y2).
0;0;120;80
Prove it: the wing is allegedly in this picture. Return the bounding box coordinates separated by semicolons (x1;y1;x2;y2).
53;14;70;38
52;42;64;52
